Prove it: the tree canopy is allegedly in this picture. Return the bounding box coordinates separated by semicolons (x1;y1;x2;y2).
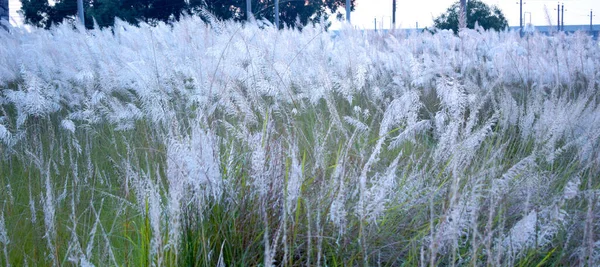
433;0;508;33
21;0;355;29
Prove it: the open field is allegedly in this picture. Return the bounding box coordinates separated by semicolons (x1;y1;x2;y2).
0;17;599;266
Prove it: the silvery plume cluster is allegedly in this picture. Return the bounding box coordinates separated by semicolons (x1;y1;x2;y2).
0;15;599;266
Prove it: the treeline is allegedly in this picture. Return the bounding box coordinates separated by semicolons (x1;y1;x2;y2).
21;0;354;29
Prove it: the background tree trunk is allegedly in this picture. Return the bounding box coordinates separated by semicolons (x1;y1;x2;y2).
0;0;8;22
459;0;467;29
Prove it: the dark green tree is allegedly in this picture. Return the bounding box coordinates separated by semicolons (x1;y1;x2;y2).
86;0;121;27
433;0;508;33
188;0;238;21
188;0;355;29
47;0;79;26
21;0;51;28
21;0;187;29
21;0;354;29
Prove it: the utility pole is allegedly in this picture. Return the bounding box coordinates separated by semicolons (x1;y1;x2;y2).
346;0;351;23
247;0;252;20
515;1;527;34
392;0;396;28
374;18;377;31
556;3;560;31
519;0;523;33
561;3;564;31
591;10;595;32
77;0;85;26
274;0;279;28
459;0;467;29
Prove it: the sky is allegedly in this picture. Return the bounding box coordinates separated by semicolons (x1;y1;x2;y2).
7;0;600;29
343;0;600;29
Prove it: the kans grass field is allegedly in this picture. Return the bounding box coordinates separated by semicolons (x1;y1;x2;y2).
0;16;599;266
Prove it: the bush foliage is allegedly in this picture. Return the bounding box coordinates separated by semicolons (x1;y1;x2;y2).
434;0;508;33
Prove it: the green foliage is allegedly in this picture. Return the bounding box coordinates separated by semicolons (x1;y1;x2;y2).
20;0;51;28
433;0;508;33
20;0;355;29
21;0;188;29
